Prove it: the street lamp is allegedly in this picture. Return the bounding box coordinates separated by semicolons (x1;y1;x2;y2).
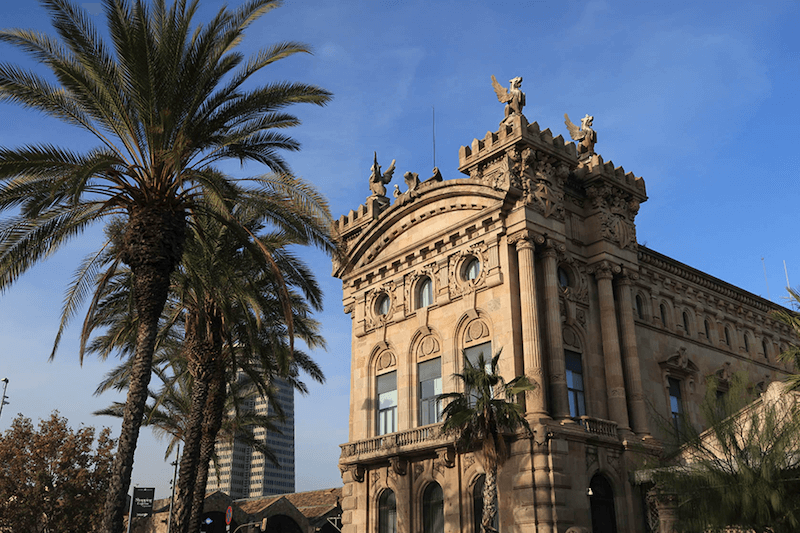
0;378;8;420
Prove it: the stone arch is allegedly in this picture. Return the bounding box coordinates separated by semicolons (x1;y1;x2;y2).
369;342;398;376
681;308;693;337
451;310;494;381
634;290;649;322
658;300;672;329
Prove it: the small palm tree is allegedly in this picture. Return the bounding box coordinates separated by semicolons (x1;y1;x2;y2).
438;349;536;533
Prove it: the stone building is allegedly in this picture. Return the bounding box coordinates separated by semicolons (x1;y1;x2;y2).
332;85;795;533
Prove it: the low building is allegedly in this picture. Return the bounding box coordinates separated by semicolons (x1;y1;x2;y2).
332;81;795;532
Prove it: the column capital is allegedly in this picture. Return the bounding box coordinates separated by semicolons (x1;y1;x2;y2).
541;238;565;258
509;231;544;251
590;260;621;281
616;266;639;286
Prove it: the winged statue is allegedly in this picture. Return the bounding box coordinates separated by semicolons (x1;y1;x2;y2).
491;75;525;118
403;171;420;192
564;113;597;156
368;152;396;198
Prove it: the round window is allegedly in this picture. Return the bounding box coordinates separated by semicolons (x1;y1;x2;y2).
464;257;480;281
557;267;570;289
375;293;390;316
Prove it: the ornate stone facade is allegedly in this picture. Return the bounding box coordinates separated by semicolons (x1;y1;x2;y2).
332;101;795;533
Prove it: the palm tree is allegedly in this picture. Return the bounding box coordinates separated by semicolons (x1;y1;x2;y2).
88;208;326;533
773;288;800;391
438;350;536;533
0;1;332;530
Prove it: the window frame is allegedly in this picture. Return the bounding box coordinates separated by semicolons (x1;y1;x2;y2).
417;276;433;309
418;357;442;426
376;371;398;436
565;349;587;418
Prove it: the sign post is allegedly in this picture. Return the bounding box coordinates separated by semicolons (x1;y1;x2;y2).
226;505;233;532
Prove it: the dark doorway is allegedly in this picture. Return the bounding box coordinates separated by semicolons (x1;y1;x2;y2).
590;474;618;533
264;514;303;533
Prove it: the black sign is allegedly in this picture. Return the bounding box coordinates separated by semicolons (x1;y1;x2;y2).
133;487;155;517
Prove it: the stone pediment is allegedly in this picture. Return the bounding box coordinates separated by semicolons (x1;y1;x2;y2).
333;179;506;276
659;347;699;378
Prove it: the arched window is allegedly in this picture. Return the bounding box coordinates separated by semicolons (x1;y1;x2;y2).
660;304;668;328
417;277;433;309
418;358;442;425
635;294;645;320
464;257;480;281
472;475;498;533
589;474;618;533
379;489;397;533
724;327;731;347
682;312;691;336
762;340;769;360
744;333;750;353
422;482;444;533
377;371;397;435
557;267;570;290
704;319;711;340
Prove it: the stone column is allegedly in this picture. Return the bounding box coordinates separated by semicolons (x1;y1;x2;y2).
541;241;571;420
615;270;651;438
514;234;548;418
593;261;631;435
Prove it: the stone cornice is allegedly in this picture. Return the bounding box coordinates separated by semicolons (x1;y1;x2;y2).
638;246;788;316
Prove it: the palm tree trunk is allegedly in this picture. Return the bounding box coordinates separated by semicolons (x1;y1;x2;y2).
188;371;227;533
482;462;498;533
171;335;215;533
103;205;185;533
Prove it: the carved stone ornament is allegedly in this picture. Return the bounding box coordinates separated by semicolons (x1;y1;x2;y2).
413;463;424;479
564;113;597;157
368;152;396;199
465;319;490;344
436;447;456;469
365;282;397;331
586;445;599;470
371;470;380;486
561;256;590;305
376;350;396;372
463;454;476;470
348;464;365;483
491;75;525;119
418;335;441;359
448;245;489;298
389;456;407;476
586;185;640;251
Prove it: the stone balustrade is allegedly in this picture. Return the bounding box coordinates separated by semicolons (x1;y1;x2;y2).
339;423;452;463
578;416;619;438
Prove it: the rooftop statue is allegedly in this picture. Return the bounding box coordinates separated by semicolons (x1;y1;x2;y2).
564;113;597;156
368;152;396;198
403;171;420;192
491;75;525;118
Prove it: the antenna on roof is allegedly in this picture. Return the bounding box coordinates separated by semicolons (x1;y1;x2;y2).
784;260;791;289
432;106;436;168
762;257;771;301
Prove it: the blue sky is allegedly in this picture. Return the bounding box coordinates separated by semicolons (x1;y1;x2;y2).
0;0;798;499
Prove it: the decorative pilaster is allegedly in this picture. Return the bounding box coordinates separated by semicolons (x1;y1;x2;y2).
542;240;571;420
513;233;548;418
592;261;631;435
615;269;651;438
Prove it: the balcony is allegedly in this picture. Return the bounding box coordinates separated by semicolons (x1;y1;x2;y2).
339;423;453;464
578;416;618;438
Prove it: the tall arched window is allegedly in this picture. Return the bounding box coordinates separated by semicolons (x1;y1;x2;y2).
744;333;750;353
660;303;668;328
682;311;691;336
417;277;433;309
635;294;645;320
762;340;769;360
422;482;444;533
472;475;498;533
379;489;397;533
704;319;711;340
724;327;731;347
589;474;618;533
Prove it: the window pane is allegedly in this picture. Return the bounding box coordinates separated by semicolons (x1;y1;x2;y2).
465;342;492;369
465;258;480;280
423;483;444;533
419;278;432;308
419;358;442;425
378;371;397;435
565;350;585;418
379;490;397;533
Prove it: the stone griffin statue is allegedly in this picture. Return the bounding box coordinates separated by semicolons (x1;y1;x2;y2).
491;75;525;119
564;113;597;156
368;152;396;198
